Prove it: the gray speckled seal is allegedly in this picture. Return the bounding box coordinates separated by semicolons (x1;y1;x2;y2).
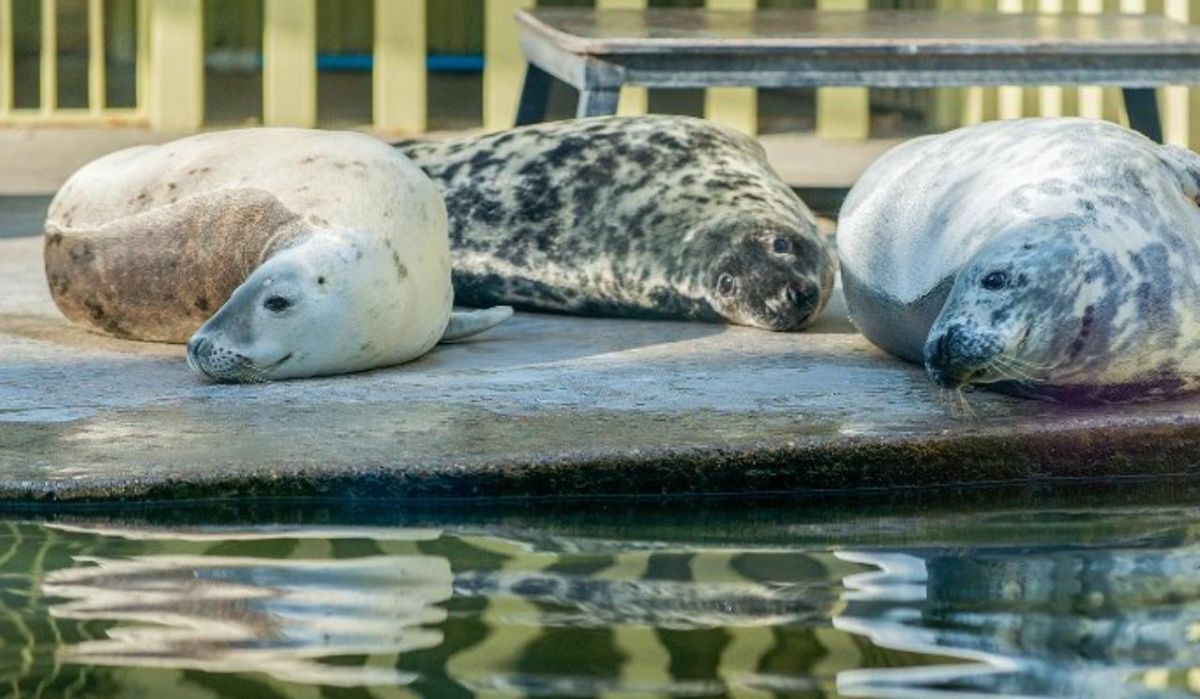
839;117;1200;403
394;115;835;331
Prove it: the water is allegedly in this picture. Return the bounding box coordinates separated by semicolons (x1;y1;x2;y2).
5;489;1200;698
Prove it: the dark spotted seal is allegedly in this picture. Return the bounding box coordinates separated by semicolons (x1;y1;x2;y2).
394;115;835;331
838;117;1200;403
45;128;510;382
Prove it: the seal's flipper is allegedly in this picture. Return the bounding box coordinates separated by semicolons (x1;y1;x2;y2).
440;306;514;343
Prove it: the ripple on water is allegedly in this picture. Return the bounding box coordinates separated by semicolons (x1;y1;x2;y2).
2;504;1200;697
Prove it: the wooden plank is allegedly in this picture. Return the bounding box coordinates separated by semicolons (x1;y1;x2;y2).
815;0;869;140
598;0;648;116
136;0;149;114
263;0;317;127
0;0;11;116
931;0;964;131
40;0;56;113
957;0;992;124
373;0;426;133
148;0;203;131
1075;0;1105;119
484;0;534;131
704;0;756;134
1163;0;1193;146
87;0;105;114
1038;0;1064;117
996;0;1024;119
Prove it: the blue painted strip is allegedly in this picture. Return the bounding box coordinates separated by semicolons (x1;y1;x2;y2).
314;53;485;73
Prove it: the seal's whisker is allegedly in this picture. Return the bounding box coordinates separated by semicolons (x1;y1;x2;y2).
988;358;1037;383
993;353;1053;371
954;387;978;421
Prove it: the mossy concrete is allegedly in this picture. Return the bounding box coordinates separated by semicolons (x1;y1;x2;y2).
3;235;1200;503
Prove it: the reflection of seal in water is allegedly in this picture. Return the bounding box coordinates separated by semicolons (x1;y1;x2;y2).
395;115;835;331
839;117;1200;403
44;128;511;382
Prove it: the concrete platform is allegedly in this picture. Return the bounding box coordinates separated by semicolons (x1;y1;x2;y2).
4;235;1200;503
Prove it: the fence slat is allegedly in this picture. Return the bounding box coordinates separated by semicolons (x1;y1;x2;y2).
484;0;534;131
598;0;648;116
40;0;56;113
373;0;426;133
931;0;963;131
704;0;756;135
1162;0;1195;146
87;0;105;113
816;0;869;140
148;0;203;130
263;0;316;127
1037;0;1064;117
996;0;1023;119
0;0;11;116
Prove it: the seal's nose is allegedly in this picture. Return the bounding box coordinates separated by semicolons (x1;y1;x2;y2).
784;280;820;312
925;325;983;388
186;335;209;372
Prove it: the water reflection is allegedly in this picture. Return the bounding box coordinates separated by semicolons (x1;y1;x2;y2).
1;506;1199;697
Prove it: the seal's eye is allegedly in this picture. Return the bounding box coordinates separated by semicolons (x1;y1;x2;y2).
263;295;292;313
717;273;736;296
772;237;791;254
981;271;1010;291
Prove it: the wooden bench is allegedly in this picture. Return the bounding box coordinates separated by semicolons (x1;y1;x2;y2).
513;8;1200;142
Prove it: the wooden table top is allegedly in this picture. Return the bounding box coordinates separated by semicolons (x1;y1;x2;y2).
516;9;1200;56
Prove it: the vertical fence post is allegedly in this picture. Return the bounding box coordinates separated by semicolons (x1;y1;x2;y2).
263;0;317;127
0;0;11;116
598;0;647;116
484;0;534;131
87;0;106;114
1076;0;1104;119
816;0;869;139
148;0;203;131
1037;0;1064;117
996;0;1024;119
704;0;756;134
40;0;56;113
373;0;426;133
931;0;963;131
1163;0;1191;146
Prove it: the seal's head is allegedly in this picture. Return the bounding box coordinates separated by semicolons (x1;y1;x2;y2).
923;223;1112;393
702;220;834;331
187;231;448;382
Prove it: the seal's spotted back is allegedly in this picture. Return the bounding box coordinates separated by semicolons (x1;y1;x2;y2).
396;115;835;331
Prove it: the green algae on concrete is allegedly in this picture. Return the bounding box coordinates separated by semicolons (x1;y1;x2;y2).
3;235;1200;503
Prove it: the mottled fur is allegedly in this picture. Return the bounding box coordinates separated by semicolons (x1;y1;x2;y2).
839;117;1200;403
395;116;835;331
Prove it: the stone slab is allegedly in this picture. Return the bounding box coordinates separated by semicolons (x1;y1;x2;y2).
2;235;1200;503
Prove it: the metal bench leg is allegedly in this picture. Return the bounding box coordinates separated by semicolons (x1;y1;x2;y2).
515;64;554;126
1123;88;1163;143
577;88;620;119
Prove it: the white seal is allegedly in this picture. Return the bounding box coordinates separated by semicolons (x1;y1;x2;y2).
44;127;511;382
839;117;1200;403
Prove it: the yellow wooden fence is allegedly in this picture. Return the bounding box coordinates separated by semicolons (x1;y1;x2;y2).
0;0;1198;147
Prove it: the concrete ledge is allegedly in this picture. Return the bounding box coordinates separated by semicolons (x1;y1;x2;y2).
3;236;1200;503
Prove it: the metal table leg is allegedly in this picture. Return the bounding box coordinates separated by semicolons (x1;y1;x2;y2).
576;88;621;118
1123;88;1163;143
515;64;554;126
